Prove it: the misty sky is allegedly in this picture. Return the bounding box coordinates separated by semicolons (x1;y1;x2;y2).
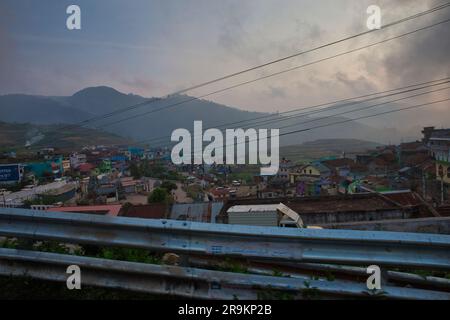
0;0;449;137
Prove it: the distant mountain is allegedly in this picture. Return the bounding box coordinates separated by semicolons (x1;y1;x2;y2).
0;86;406;146
0;87;149;125
66;86;148;115
0;122;131;152
98;93;269;144
0;94;93;125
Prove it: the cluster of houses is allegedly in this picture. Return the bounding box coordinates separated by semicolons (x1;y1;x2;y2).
0;127;449;232
0;145;172;207
200;127;450;205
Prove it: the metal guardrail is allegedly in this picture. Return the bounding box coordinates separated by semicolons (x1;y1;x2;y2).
1;248;449;300
187;256;450;291
1;208;450;269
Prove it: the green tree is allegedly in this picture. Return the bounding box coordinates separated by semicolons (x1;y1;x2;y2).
147;187;169;204
160;181;177;192
129;162;141;179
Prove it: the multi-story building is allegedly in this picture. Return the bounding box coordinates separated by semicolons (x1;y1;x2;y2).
275;158;295;182
62;158;71;174
288;163;331;184
69;153;87;169
423;127;450;184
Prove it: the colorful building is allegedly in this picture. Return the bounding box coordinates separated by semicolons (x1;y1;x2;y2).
424;127;450;184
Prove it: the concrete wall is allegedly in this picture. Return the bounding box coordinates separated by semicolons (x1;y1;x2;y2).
301;209;413;225
228;211;279;227
320;217;450;234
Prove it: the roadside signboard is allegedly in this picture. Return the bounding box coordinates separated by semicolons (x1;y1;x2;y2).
0;164;21;183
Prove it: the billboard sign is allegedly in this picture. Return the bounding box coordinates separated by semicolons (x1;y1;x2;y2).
0;164;21;183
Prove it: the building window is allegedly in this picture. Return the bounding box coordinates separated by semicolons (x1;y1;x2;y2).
438;165;444;178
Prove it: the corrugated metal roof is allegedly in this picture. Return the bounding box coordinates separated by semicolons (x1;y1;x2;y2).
222;194;406;216
430;129;450;140
170;202;223;223
4;181;76;206
120;203;168;219
228;211;278;227
380;190;422;207
227;204;279;213
47;204;122;216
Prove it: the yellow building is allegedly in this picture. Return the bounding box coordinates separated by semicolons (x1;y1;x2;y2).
62;159;71;173
425;127;450;185
289;164;329;184
436;162;450;184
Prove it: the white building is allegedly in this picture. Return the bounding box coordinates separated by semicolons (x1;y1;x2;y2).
69;153;87;169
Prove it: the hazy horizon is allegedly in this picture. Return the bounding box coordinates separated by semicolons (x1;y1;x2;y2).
0;0;449;141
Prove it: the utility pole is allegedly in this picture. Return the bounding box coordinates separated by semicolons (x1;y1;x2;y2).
438;165;445;204
422;172;426;199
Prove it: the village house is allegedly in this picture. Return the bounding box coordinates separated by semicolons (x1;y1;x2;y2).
275;158;295;182
69;153;87;169
366;152;398;174
288;162;331;184
424;127;450;185
398;141;429;167
321;158;356;177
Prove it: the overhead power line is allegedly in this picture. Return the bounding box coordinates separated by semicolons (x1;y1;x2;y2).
276;86;450;132
167;2;450;96
157;87;450;152
278;98;450;139
31;3;450;149
255;84;450;131
47;3;450;133
137;78;450;145
182;97;450;158
97;17;450;130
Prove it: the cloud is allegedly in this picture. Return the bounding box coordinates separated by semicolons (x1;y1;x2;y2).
120;77;168;96
0;2;19;94
381;16;450;86
335;72;377;94
268;86;287;99
1;0;448;135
